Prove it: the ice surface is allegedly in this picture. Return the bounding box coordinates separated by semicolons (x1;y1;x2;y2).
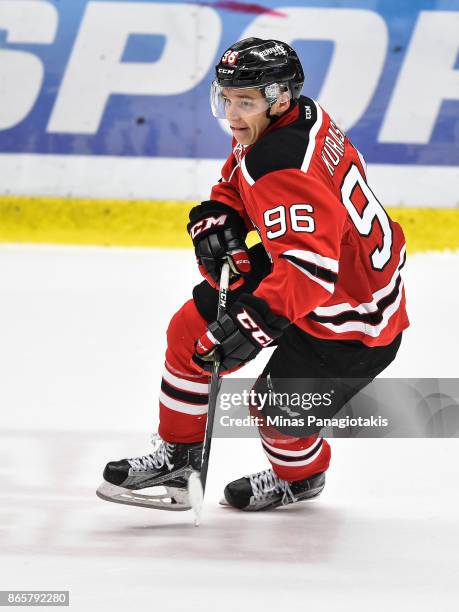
0;245;458;611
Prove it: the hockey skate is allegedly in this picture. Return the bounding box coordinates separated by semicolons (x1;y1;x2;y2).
221;468;325;511
96;435;202;511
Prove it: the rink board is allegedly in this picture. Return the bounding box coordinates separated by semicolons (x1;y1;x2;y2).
0;195;458;253
0;0;458;206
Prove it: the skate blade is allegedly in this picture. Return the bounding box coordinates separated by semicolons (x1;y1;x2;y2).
96;481;191;511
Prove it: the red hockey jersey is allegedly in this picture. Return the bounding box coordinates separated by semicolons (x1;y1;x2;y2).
209;97;409;347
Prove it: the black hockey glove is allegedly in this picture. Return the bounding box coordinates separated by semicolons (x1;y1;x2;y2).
192;294;290;374
187;200;251;289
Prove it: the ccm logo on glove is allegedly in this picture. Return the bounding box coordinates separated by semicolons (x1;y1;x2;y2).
236;309;274;347
187;201;251;290
192;294;290;374
189;214;228;240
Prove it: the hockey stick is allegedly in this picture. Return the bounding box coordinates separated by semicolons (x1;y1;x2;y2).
188;260;230;526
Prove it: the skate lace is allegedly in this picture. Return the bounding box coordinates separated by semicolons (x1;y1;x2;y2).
127;434;175;472
249;469;297;506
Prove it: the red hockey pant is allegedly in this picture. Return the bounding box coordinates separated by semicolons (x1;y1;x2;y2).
158;299;331;482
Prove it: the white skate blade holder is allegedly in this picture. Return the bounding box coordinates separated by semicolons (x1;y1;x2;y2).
98;477;205;524
187;471;204;526
96;481;192;511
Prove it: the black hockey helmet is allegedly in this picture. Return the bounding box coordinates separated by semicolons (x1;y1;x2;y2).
214;37;304;99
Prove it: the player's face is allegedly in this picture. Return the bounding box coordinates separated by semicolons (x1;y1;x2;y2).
222;88;271;145
222;88;291;145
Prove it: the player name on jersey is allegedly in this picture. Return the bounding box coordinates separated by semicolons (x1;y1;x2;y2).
321;121;346;177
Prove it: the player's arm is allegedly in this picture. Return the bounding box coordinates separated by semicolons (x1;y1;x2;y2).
192;170;346;375
188;151;253;289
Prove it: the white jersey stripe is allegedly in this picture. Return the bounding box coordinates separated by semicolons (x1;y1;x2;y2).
227;163;239;182
313;244;406;317
282;249;339;273
240;156;255;186
356;148;367;176
286;258;335;293
301;99;323;174
316;281;404;337
261;436;322;457
263;442;324;468
159;391;208;415
162;367;208;394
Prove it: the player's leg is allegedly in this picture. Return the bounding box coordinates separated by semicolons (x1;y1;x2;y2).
96;297;209;510
157;298;211;444
97;243;271;509
223;326;402;511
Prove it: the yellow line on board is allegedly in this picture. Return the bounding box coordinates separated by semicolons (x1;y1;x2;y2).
387;208;459;253
0;196;194;248
0;196;457;253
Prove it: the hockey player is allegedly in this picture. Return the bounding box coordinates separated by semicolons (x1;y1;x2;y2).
97;38;409;512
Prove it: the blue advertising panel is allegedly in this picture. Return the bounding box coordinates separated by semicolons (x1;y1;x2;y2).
0;0;458;167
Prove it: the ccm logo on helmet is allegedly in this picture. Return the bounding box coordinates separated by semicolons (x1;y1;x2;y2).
236;309;274;347
190;214;228;239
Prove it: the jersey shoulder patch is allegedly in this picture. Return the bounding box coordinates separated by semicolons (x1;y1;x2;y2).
242;97;320;185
